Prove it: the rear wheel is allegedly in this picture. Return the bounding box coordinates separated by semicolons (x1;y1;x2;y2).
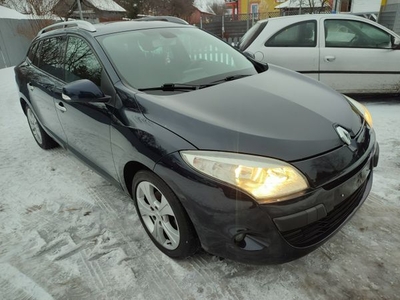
26;107;57;149
132;171;199;258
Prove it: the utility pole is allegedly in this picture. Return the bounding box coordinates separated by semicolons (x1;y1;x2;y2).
333;0;339;13
77;0;83;20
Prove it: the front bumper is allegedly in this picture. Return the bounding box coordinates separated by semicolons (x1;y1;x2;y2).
154;131;378;264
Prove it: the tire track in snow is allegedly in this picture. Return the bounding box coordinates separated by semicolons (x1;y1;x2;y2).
189;256;228;299
79;250;106;291
0;263;54;300
191;256;234;299
149;253;186;300
86;186;115;214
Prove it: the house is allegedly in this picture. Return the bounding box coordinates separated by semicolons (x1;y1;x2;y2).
189;0;216;24
54;0;126;22
379;0;400;35
230;0;283;19
4;0;126;22
331;0;381;14
275;0;330;15
225;0;239;17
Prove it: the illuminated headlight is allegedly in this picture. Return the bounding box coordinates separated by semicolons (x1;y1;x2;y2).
345;95;373;127
180;151;309;204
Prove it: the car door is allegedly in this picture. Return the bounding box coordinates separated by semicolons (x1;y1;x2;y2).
319;17;400;94
258;20;320;81
54;35;118;183
26;37;67;145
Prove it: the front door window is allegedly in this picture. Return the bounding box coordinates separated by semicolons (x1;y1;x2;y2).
324;20;391;48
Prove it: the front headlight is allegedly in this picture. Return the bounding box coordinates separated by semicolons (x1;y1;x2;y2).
180;151;309;204
344;95;373;127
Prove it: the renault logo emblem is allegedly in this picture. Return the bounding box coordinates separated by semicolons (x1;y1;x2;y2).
336;126;351;145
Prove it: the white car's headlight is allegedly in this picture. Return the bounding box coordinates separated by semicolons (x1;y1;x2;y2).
180;151;309;204
345;95;373;127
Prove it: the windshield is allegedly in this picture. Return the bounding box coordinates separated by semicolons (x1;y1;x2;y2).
98;27;257;89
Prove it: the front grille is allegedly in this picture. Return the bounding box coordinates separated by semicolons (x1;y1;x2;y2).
281;179;368;248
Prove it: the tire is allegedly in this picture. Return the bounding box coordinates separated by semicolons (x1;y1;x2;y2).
132;170;199;258
26;106;58;150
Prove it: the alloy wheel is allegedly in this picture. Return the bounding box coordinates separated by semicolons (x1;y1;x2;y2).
27;108;43;144
136;181;180;250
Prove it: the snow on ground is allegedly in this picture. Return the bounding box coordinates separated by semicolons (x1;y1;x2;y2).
0;66;399;299
0;5;28;19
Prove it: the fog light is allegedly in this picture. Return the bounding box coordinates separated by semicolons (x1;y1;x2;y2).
234;232;247;249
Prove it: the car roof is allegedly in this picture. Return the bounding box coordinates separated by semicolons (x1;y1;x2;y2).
37;20;191;40
93;20;190;36
135;16;189;25
258;13;376;24
254;13;399;37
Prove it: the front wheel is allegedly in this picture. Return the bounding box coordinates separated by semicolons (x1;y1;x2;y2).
132;171;199;258
26;106;57;149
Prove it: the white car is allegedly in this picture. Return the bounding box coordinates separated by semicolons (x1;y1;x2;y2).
239;14;400;94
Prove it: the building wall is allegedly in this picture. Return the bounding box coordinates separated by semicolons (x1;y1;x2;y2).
332;0;381;13
239;0;279;14
379;1;400;35
189;10;202;24
351;0;381;13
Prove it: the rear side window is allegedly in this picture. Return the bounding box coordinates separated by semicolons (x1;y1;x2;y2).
38;36;66;80
265;21;317;47
239;21;268;51
64;36;102;86
32;41;41;66
27;42;38;63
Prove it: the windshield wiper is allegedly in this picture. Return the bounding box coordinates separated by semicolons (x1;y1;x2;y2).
139;76;251;92
209;74;251;84
139;83;205;92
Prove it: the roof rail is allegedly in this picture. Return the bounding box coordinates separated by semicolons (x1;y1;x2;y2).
38;20;96;36
134;16;189;25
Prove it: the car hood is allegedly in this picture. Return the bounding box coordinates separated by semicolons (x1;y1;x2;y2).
134;65;362;161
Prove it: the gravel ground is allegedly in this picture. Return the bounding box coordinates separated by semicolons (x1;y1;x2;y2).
0;66;399;300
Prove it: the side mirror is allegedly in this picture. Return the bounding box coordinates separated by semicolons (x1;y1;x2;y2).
62;79;111;103
243;51;268;73
391;36;400;49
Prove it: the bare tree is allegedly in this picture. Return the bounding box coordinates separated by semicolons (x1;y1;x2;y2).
291;0;329;14
2;0;60;16
114;0;140;18
138;0;194;18
211;2;226;16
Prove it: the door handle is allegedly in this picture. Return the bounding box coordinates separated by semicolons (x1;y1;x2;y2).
55;102;67;112
28;82;34;91
324;56;336;62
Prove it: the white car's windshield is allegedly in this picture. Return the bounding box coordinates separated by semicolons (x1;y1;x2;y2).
98;27;257;90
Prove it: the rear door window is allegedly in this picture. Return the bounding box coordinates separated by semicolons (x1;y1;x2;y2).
265;21;317;47
27;42;38;63
38;36;66;80
31;41;42;67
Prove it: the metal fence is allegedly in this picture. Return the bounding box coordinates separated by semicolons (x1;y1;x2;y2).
198;8;331;44
0;18;54;69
